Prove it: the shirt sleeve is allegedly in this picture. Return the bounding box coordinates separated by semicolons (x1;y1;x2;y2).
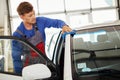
40;17;67;28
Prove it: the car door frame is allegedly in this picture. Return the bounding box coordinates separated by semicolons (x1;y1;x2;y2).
0;36;59;80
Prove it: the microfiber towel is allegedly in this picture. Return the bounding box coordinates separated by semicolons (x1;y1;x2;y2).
62;30;76;39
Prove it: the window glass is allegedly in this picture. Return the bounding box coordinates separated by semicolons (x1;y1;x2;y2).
92;9;118;24
0;38;46;75
91;0;116;8
9;0;38;16
72;25;120;79
38;0;64;13
40;13;66;22
69;14;92;28
47;32;60;60
65;0;90;11
10;17;22;34
73;30;106;42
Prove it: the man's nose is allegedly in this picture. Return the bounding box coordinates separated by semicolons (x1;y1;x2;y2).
32;14;36;18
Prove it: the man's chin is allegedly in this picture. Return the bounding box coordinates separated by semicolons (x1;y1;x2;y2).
32;21;36;24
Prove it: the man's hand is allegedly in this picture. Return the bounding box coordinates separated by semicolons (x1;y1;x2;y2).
62;25;72;34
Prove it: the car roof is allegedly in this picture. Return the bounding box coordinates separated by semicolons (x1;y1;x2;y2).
75;20;120;31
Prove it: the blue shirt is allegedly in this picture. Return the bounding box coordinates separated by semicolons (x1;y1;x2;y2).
13;17;66;42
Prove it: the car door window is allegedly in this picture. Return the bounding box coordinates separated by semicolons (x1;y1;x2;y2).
72;25;120;80
0;37;46;75
47;31;61;60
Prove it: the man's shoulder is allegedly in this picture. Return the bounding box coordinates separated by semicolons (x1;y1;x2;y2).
12;31;22;38
13;23;24;37
36;16;50;21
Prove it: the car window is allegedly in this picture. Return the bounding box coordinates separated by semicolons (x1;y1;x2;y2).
72;25;120;80
47;31;60;60
0;37;46;75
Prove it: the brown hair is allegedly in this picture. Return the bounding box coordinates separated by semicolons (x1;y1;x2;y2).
17;2;33;15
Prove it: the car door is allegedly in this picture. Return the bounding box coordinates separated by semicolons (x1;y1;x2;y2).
47;31;65;80
0;36;58;80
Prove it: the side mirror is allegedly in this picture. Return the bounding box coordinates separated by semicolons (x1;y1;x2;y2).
22;64;51;80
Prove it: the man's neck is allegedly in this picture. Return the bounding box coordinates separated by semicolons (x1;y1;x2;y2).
24;22;33;30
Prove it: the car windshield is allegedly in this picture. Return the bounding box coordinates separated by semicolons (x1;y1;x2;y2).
72;25;120;79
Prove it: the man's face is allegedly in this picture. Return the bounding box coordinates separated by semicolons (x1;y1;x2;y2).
20;10;36;24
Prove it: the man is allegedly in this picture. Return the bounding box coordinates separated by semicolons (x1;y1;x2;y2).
12;1;72;74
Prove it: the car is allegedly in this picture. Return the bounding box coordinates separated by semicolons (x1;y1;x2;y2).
0;20;120;80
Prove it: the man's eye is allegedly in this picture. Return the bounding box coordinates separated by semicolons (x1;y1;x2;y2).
28;15;32;17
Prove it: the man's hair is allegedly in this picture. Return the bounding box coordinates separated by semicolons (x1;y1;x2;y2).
17;2;33;15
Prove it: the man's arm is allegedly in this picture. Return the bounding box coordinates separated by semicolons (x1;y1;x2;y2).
39;17;67;28
39;17;72;33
